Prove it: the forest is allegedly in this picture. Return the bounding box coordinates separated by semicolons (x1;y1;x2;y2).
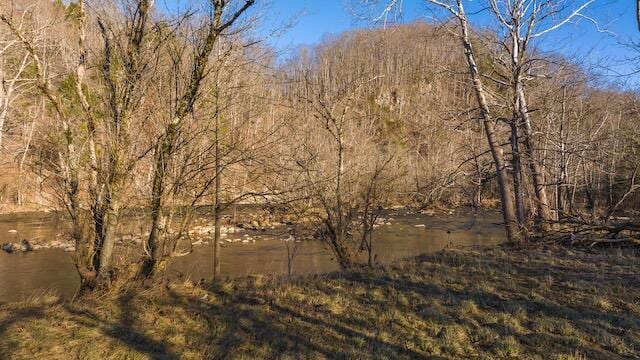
0;0;638;359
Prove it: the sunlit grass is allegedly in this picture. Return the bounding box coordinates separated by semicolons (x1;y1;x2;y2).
0;244;638;359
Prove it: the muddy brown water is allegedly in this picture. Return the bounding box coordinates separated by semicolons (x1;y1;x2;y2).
0;210;505;303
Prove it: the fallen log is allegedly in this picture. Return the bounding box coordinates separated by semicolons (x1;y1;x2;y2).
587;238;640;248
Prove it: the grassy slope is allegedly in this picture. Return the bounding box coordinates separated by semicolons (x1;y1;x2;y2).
0;245;638;359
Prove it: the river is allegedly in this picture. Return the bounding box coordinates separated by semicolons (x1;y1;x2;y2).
0;209;505;303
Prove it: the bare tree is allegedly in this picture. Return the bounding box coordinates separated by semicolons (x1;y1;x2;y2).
428;0;522;241
1;2;85;261
485;0;597;231
141;0;257;278
285;64;402;268
359;153;396;267
2;0;167;288
0;39;29;150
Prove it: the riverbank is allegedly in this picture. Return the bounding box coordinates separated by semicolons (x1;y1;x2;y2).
0;244;638;359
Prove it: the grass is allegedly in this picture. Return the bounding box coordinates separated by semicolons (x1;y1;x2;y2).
0;244;638;359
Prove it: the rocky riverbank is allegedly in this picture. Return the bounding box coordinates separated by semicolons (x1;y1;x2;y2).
0;209;407;254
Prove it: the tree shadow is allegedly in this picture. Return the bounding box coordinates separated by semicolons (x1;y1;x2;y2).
338;252;640;359
61;289;180;360
146;279;427;359
0;305;45;353
0;247;637;359
0;306;44;335
161;285;346;359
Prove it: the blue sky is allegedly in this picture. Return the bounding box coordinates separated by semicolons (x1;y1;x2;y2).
160;0;638;86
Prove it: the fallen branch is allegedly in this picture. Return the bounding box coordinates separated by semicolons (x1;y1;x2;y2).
587;238;640;248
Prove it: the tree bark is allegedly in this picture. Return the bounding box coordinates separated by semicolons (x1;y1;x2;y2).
557;86;568;219
455;0;521;242
213;111;222;280
516;83;552;229
510;118;526;227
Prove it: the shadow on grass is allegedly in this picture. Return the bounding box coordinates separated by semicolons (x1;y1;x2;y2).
0;306;45;354
60;289;180;360
0;247;637;359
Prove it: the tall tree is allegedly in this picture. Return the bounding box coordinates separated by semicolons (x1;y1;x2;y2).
486;0;595;230
427;0;522;241
141;0;256;278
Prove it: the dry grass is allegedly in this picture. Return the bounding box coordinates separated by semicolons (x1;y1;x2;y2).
0;244;638;359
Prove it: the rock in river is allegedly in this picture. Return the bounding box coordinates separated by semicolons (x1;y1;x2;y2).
2;243;14;253
20;239;33;252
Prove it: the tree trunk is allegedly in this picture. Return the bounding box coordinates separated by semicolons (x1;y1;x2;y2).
213;112;222;281
557;86;568;219
510;119;526;227
516;83;552;230
98;198;119;272
142;127;176;277
456;0;521;242
367;221;374;267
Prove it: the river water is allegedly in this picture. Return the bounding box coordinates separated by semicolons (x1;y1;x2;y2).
0;210;505;303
